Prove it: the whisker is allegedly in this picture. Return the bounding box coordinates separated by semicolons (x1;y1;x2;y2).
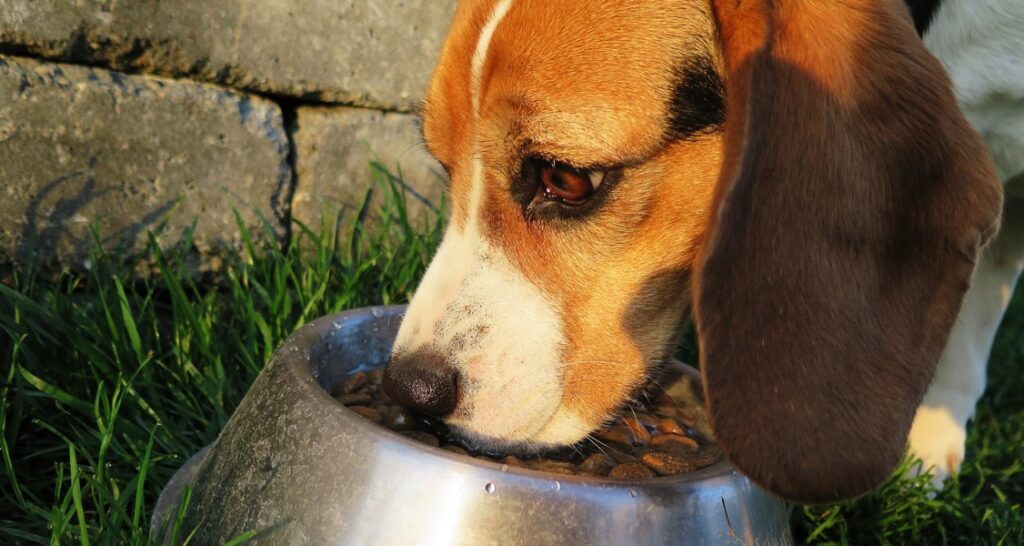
586;435;611;458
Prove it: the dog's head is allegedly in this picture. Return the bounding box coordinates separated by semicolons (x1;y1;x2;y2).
383;0;1002;503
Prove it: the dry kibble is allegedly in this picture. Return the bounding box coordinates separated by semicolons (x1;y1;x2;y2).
635;412;661;428
349;406;382;424
650;433;700;454
596;428;635;451
442;445;469;456
688;445;724;469
341;372;368;394
579;453;616;475
335;393;373;407
501;455;526;467
366;368;384;384
609;463;656;479
384;406;414;430
333;365;720;479
531;460;577;475
621;417;652;445
607;449;640;464
642;452;696;476
657;418;686;436
401;430;441;447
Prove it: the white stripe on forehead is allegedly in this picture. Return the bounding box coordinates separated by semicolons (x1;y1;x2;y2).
467;0;514;232
392;0;577;445
471;0;514;119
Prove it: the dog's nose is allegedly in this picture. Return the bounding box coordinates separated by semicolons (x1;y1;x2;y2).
382;350;460;418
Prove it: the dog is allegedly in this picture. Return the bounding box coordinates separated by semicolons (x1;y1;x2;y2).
382;0;1023;503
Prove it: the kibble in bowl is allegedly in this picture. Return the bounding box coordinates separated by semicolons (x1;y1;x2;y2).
330;364;722;480
156;307;792;545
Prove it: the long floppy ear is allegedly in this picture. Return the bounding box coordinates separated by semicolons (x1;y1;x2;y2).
694;0;1003;503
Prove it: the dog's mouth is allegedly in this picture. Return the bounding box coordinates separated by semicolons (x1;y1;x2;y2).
403;363;678;458
397;411;555;457
445;407;569;456
420;418;611;463
442;426;555;457
383;362;715;478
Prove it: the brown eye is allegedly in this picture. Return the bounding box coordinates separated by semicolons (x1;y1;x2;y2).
539;163;602;205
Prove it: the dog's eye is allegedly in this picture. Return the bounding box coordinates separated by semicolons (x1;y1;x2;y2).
539;163;604;205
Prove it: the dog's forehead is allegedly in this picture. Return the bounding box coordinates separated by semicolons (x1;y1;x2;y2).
424;0;718;167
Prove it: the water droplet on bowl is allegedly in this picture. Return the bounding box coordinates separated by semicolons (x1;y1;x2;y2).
630;489;638;498
485;482;496;494
553;481;561;492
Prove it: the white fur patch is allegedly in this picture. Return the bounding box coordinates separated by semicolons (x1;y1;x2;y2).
392;0;582;447
908;399;967;491
532;409;595;445
465;0;515;232
907;0;1024;492
925;0;1024;181
470;0;515;119
393;225;570;445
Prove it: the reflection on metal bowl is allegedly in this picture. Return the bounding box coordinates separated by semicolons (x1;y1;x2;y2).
152;306;792;545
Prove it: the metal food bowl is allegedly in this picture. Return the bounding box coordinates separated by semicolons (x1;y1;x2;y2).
152;306;793;545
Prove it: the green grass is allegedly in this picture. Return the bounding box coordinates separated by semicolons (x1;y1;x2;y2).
0;163;445;544
1;163;1022;544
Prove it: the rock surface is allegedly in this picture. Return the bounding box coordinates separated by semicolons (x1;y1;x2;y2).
0;0;456;111
0;55;291;269
291;106;446;231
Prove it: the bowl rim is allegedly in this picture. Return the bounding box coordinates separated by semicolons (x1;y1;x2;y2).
290;306;736;488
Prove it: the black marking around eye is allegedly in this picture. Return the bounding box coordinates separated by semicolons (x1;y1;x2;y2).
668;55;725;141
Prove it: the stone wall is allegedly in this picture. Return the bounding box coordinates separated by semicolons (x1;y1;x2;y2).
0;0;455;269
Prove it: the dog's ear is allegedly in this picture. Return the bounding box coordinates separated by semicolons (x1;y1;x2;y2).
693;0;1003;503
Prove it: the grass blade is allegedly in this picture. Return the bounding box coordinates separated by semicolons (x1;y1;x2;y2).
67;446;91;546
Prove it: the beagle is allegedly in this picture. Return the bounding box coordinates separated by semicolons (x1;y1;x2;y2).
383;0;1024;503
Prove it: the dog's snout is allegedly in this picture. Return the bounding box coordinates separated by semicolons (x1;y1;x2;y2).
383;350;460;418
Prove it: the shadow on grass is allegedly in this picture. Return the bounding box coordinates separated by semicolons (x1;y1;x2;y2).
0;166;445;545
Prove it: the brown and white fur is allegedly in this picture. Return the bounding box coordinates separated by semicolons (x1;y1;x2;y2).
383;0;1020;503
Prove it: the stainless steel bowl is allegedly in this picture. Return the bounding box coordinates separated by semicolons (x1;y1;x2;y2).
152;306;792;545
